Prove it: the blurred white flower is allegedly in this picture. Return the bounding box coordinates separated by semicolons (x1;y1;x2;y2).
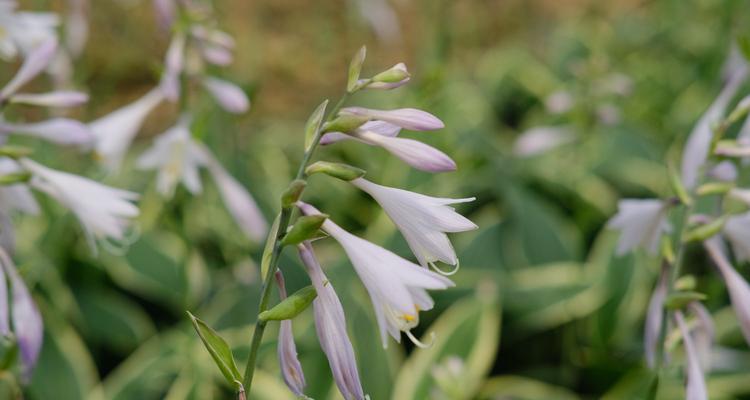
707;161;738;182
513;126;574;157
90;88;165;171
202;77;250;114
607;199;671;255
705;238;750;347
137;115;205;197
9;91;88;108
0;159;40;216
0;4;58;60
675;310;708;400
723;212;750;262
544;90;574;114
19;158;139;243
644;265;668;369
298;201;454;348
350;177;476;274
160;33;185;102
65;0;88;57
0;118;93;146
0;37;58;101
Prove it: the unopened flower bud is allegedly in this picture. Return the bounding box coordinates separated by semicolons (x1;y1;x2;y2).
367;63;410;90
281;179;307;209
0;146;33;159
259;285;317;321
683;216;727;243
322;114;370;133
281;215;328;246
305;161;366;181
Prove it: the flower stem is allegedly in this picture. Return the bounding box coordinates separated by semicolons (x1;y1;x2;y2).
241;92;350;395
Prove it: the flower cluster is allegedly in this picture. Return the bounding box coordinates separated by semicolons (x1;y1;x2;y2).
263;47;476;399
89;0;266;241
607;49;750;399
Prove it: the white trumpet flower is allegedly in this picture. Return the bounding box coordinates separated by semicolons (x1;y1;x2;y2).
607;199;671;255
136;115;206;198
350;178;476;274
19;158;139;244
723;212;750;262
298;202;454;348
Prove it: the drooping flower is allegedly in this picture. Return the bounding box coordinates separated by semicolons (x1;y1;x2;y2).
19;158;139;243
202;77;250;114
340;107;444;131
722;212;750;262
9;90;88;108
298;242;365;400
160;33;185;102
320;120;455;173
644;264;668;369
297;201;454;347
607;199;671;255
136;115;206;198
0;5;58;61
350;177;476;274
274;271;306;398
90;88;165;171
681;56;748;189
675;310;708;400
190;25;235;66
705;238;750;346
512;126;575;157
0;37;58;101
0;118;93;146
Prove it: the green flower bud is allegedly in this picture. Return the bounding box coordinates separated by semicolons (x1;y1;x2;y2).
664;291;706;310
683;216;728;243
281;214;328;246
258;285;318;321
305;161;366;181
322;114;370;133
281;179;306;209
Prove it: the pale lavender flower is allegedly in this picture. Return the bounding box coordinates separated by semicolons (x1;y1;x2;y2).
319;120;401;145
0;6;58;60
190;26;236;66
202;77;250;114
345;129;456;172
298;242;365;400
353;0;401;43
65;0;88;57
350;177;476;274
705;238;750;346
690;302;715;372
681;59;748;189
675;310;708;400
708;161;738;182
340;107;444;131
194;144;267;242
607;199;671;255
160;33;185;102
0;37;58;101
152;0;176;31
722;212;750;262
545;90;574;114
90;88;165;171
9;91;88;108
644;264;668;369
136;115;205;197
275;271;306;398
0;248;42;382
298;201;454;348
512;126;575;157
0;118;93;146
20;158;139;243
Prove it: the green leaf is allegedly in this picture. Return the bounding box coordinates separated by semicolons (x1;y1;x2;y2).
280;215;328;246
479;376;580;400
347;46;366;92
261;213;281;280
304;100;328;151
187;312;242;390
259;285;317;321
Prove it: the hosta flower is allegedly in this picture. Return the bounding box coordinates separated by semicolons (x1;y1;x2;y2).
297;201;454;348
705;238;750;346
723;212;750;262
0;248;42;382
0;5;58;60
90;88;165;171
152;0;176;30
320;120;456;172
340;107;444;131
675;310;708;400
0;37;58;101
65;0;88;57
607;199;671;255
136;115;205;198
681;57;748;189
690;302;715;372
274;272;306;398
160;33;185;102
9;91;88;108
202;77;250;114
350;177;476;274
644;265;668;369
19;158;139;243
0;118;93;146
364;62;410;90
190;25;235;66
513;126;574;157
0;158;39;251
298;242;365;400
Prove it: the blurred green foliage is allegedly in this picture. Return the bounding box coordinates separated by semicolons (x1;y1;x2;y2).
6;0;750;399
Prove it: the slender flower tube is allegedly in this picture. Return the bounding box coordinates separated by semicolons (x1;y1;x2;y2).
9;91;88;107
689;302;715;372
136;115;205;198
350;177;476;274
675;310;708;400
202;77;250;114
274;271;306;398
705;238;750;346
320;120;401;145
644;263;668;369
723;212;750;261
0;248;42;383
89;88;165;171
297;202;454;347
340;107;444;131
0;37;57;101
298;242;365;400
19;158;139;243
0;118;93;146
160;33;185;102
607;199;671;255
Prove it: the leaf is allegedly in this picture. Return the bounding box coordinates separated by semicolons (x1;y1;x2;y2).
478;375;580;400
304;100;328;151
261;213;281;280
347;46;366;92
187;312;242;390
391;283;501;400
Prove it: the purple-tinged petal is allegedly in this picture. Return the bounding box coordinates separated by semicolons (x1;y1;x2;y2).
202;77;249;114
0;261;8;337
0;38;58;100
357;131;456;172
160;34;185;102
0;118;93;146
341;107;444;131
10;91;88;108
644;264;668;369
675;310;708;400
705;238;750;346
275;272;306;397
153;0;176;31
319;132;353;146
200;45;233;66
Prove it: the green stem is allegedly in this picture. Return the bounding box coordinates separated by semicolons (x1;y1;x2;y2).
241;92;350;395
